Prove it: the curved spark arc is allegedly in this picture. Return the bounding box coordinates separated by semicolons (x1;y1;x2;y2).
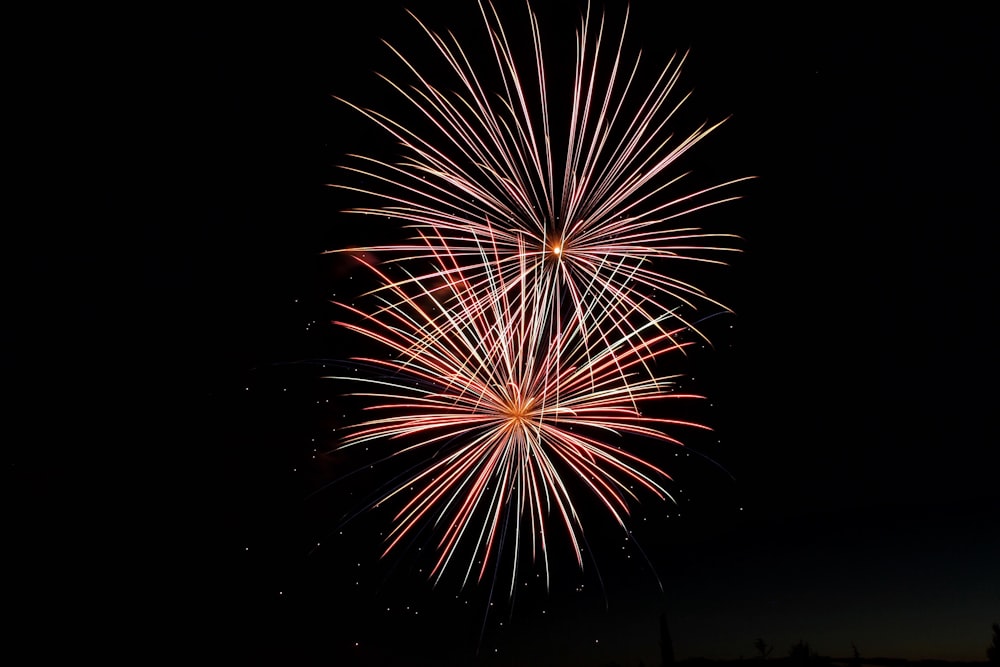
328;238;711;594
327;0;751;362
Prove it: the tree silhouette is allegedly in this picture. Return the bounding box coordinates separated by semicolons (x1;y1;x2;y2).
850;643;862;667
988;622;999;664
754;638;774;660
788;640;818;667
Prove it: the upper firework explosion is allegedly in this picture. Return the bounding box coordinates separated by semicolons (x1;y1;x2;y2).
329;0;751;349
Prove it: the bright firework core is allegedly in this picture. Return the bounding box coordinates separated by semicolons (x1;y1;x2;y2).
502;397;535;424
548;236;564;259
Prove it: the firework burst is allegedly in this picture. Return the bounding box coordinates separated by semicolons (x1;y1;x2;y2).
329;236;710;594
329;0;751;351
323;0;748;595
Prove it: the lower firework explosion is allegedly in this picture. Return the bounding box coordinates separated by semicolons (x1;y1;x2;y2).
328;233;712;596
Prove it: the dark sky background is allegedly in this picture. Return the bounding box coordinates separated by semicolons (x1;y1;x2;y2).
8;2;998;666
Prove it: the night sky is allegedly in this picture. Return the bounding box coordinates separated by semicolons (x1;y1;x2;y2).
8;2;998;665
